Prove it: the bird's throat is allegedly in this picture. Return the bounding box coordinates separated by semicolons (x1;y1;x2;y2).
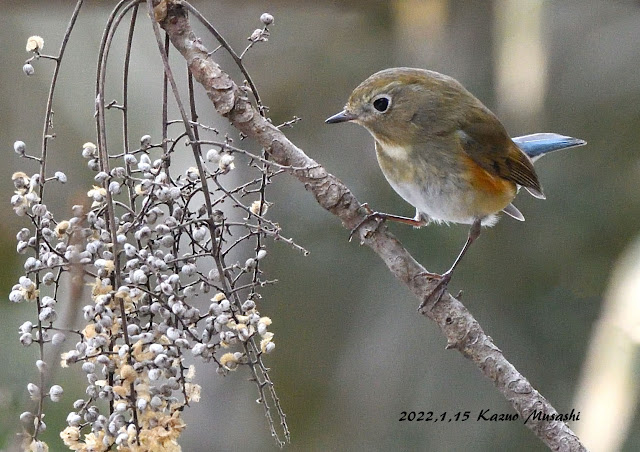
374;141;416;185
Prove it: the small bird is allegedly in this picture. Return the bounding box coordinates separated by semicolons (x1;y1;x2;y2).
326;67;585;306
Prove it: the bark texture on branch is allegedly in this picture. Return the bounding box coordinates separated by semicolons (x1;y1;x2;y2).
153;1;586;450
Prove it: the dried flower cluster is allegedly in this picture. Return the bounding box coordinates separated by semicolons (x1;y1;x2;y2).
12;5;293;450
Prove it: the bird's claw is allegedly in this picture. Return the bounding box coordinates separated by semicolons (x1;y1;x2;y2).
417;272;452;311
348;203;384;242
360;202;374;215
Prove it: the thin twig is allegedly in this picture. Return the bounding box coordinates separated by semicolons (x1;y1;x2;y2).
30;0;85;443
182;1;264;112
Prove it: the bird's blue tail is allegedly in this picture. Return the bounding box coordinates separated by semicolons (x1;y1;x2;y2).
512;133;586;162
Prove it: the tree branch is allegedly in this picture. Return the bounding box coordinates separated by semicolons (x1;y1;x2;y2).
153;1;586;450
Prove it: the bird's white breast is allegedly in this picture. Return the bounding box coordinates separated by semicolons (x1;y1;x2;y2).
375;141;498;226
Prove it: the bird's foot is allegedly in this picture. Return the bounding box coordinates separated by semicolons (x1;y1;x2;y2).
417;271;452;311
348;203;385;242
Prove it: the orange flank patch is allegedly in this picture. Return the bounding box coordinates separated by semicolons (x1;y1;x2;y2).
461;154;516;216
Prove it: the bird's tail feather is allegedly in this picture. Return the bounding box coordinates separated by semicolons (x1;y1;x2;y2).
512;133;586;162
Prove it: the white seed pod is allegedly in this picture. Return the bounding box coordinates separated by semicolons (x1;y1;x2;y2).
20;411;36;425
193;226;207;242
20;276;35;290
260;12;274;25
41;296;56;307
168;186;181;200
16;227;30;241
110;166;126;178
14;141;26;155
124;153;137;165
66;412;82;426
186;166;199;181
171;302;186;316
36;421;47;434
155;224;170;235
24;257;39;271
134;226;151;241
115;402;127;413
148;368;162;381
108;181;121;194
36;360;47;373
124;243;137;258
136;398;148;411
132;269;147;285
19;321;33;334
49;385;63;402
206;148;221;163
20;333;32;346
16;241;28;253
183;285;196;298
82;142;97;158
191;343;206;356
218;153;235;172
127;324;140;336
264;341;276;354
55;171;67;183
9;290;24;303
22;63;35;76
219;299;231;312
208;269;220;281
181;263;196;276
51;332;65;345
150;395;162;408
160;235;174;247
160;281;173;295
154;353;170;368
27;383;40;400
237;325;250;341
87;158;100;171
30;173;41;187
250;28;263;42
140;134;152;148
256;249;267;260
138;157;151;172
94;171;109;183
32;203;48;217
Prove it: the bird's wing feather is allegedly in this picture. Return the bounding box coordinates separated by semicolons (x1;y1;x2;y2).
457;107;544;198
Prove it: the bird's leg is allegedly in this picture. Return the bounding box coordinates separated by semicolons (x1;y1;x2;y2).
418;218;482;310
349;203;428;241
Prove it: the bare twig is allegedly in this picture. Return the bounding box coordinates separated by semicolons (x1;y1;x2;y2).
30;0;85;445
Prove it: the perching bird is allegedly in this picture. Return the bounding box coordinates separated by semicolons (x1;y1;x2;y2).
326;67;585;306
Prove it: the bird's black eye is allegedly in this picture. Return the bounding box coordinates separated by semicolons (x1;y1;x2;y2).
372;95;390;113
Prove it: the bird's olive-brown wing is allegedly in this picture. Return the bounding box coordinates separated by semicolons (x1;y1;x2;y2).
457;106;544;197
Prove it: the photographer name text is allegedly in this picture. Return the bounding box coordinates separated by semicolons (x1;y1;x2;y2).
399;409;580;424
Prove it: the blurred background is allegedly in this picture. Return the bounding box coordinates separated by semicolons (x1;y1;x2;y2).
2;0;640;451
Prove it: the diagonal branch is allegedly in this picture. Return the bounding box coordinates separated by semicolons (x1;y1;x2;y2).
153;1;586;450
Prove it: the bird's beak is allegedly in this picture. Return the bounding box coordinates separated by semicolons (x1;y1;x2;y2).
325;110;356;124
